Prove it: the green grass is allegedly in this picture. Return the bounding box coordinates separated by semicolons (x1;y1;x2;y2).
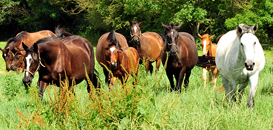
0;41;273;129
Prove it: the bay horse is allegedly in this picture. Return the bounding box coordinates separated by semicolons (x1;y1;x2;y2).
197;33;220;88
108;41;140;86
96;30;129;84
22;33;98;99
216;23;265;110
161;23;198;92
130;21;164;74
0;30;56;72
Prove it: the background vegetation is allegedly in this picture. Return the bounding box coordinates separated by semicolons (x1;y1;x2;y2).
1;0;273;45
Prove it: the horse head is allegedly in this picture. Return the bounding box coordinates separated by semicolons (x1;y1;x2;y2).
1;46;13;71
237;23;258;71
22;42;40;86
107;30;123;70
130;21;142;44
162;23;182;56
198;34;215;56
10;46;26;71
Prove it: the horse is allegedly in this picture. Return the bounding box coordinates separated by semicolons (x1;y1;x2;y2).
215;23;265;110
108;41;139;86
197;33;220;88
96;30;129;84
130;21;164;74
0;30;56;72
22;30;98;99
161;23;198;92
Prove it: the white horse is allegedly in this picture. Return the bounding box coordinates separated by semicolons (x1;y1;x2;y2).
216;23;265;110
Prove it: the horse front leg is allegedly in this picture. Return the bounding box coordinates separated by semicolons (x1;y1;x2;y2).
166;70;175;91
176;67;186;92
38;80;48;100
202;67;207;88
183;68;192;92
238;82;248;103
155;57;161;73
248;73;259;110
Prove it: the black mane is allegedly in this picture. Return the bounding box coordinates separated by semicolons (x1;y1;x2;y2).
107;30;122;50
5;31;27;48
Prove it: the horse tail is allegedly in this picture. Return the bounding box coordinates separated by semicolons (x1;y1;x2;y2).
55;25;73;38
214;84;225;92
107;30;122;50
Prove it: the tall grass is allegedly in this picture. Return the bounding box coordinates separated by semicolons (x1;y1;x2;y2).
0;41;273;129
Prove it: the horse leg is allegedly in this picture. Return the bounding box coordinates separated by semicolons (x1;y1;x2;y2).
155;57;161;73
38;80;48;100
222;76;237;103
183;69;192;92
166;70;175;91
176;67;186;92
144;60;150;74
248;73;259;110
103;68;110;85
202;67;207;88
213;68;220;88
238;82;248;103
149;62;153;74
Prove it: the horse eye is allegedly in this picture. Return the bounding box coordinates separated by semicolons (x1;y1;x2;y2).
34;60;38;64
241;43;243;46
254;42;256;44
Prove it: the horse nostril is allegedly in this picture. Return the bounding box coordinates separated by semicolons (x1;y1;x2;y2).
253;62;255;65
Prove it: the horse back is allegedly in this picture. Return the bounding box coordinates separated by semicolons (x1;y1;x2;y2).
179;32;195;44
123;47;140;74
138;32;164;60
178;35;198;67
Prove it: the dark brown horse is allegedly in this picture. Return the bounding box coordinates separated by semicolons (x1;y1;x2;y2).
130;21;164;73
0;30;56;72
96;30;129;84
22;30;97;99
161;23;198;92
197;33;220;88
108;41;139;86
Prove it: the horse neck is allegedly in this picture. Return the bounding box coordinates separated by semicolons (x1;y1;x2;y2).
230;37;245;67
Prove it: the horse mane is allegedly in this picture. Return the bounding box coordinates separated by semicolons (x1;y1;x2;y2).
131;21;138;25
5;31;27;48
55;26;73;38
169;24;175;29
107;30;122;50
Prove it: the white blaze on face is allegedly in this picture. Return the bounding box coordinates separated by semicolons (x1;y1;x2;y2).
203;40;207;54
25;54;32;76
133;25;137;33
241;33;256;61
110;46;116;52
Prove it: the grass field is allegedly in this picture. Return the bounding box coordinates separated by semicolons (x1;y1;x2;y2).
0;41;273;129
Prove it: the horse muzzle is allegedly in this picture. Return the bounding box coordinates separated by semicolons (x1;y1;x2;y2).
10;65;17;71
245;60;255;71
23;77;32;85
111;62;118;69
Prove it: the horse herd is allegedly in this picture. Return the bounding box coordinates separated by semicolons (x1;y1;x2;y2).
0;22;265;110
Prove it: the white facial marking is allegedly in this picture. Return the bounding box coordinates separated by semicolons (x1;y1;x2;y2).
4;54;6;57
25;54;32;76
171;31;173;35
133;26;137;33
110;46;116;52
203;40;207;54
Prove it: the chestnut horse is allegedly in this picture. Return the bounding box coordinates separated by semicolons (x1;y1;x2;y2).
130;21;164;73
22;32;98;99
0;30;56;72
96;30;129;84
161;23;198;92
108;41;139;86
197;34;220;88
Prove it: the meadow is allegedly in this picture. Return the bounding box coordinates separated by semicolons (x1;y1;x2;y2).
0;41;273;129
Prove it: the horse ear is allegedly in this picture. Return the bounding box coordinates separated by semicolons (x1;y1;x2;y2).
175;24;182;30
209;34;215;40
198;33;203;38
236;24;244;37
162;23;169;29
33;43;38;52
251;23;258;34
22;42;28;50
139;21;143;26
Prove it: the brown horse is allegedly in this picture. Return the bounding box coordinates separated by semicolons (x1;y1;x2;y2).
161;23;198;92
197;33;220;88
22;30;97;99
96;30;129;84
130;21;164;73
0;30;56;72
108;42;139;86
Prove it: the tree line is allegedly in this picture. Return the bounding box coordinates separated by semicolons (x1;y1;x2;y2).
1;0;272;45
